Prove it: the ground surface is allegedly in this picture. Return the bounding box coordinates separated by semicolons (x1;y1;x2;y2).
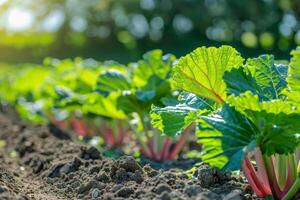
0;110;255;200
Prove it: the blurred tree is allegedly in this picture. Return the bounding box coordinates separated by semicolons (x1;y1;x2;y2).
0;0;299;63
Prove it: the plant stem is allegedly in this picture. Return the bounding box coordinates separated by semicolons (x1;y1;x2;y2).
263;154;283;199
253;148;272;195
282;178;300;200
242;156;270;197
169;124;193;160
275;154;289;191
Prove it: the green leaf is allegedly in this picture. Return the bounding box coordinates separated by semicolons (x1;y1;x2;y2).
224;67;262;97
199;104;257;170
246;55;287;100
117;93;147;115
225;55;288;101
286;47;300;105
131;50;175;87
97;70;131;96
287;47;300;92
228;92;300;155
136;75;171;102
151;105;198;137
172;45;243;103
82;93;126;119
150;93;215;137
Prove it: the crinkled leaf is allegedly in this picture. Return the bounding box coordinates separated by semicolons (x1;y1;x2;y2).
228;92;300;155
287;47;300;92
225;55;288;101
199;105;257;170
172;45;243;103
286;47;300;104
246;55;288;100
224;68;262;97
150;93;215;137
151;105;198;137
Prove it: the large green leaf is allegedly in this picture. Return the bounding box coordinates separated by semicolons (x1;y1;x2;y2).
151;93;215;137
246;55;287;100
172;46;243;104
224;55;288;101
151;105;198;137
224;68;262;97
96;70;131;96
286;47;300;105
228;92;300;155
287;47;300;92
199;105;257;170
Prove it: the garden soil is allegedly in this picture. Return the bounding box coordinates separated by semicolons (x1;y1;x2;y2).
0;109;255;200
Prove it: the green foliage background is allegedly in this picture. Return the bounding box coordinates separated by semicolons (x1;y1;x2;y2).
0;0;300;63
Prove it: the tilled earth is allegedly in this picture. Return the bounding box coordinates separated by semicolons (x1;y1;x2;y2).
0;111;255;200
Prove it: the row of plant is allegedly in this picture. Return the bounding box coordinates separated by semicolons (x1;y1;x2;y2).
1;46;300;199
0;52;190;161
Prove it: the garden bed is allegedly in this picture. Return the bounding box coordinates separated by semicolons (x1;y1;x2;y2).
0;109;254;200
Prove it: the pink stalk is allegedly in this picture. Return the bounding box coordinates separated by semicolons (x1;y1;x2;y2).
104;126;115;148
117;121;124;145
242;157;271;197
71;118;89;136
253;148;272;195
148;139;159;160
169;125;192;160
160;138;171;160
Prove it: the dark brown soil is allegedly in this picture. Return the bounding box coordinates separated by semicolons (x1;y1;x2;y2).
0;110;255;200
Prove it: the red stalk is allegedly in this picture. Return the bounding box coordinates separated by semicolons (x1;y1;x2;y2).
117;121;124;145
71;118;89;136
161;138;171;160
242;157;271;197
169;125;192;160
253;148;272;195
104;126;115;148
148;139;159;160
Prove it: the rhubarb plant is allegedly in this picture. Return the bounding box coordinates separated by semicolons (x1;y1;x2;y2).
97;50;191;160
38;58;130;147
151;45;300;199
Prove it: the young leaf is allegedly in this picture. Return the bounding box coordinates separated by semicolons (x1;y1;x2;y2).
172;45;243;103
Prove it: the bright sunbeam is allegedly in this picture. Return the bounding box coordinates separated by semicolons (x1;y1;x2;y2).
0;0;8;5
6;8;34;32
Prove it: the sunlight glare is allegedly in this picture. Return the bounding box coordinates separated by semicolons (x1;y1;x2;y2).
0;0;8;5
6;8;34;32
